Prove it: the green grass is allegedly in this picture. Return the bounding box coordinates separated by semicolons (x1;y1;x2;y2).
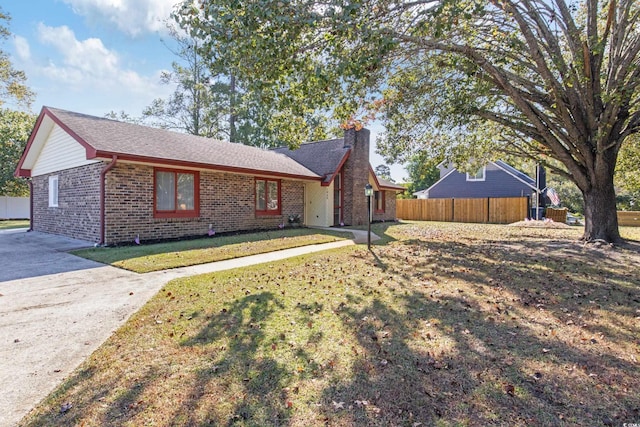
0;219;29;230
21;222;640;426
72;228;349;273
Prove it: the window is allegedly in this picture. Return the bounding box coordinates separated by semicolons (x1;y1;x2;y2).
374;190;385;213
154;168;199;218
48;175;58;207
255;178;281;215
466;166;486;181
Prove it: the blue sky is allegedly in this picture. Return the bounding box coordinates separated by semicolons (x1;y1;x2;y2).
1;0;407;181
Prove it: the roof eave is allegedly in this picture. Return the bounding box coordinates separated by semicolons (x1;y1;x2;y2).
93;151;322;181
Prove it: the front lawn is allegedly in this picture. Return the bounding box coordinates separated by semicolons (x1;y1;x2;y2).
72;228;349;273
22;222;640;426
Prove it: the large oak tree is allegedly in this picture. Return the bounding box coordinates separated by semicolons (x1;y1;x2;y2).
176;0;640;242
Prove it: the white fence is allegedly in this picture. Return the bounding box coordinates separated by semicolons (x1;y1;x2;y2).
0;196;29;219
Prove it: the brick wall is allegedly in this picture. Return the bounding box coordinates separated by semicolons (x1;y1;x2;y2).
32;162;103;242
104;163;305;245
372;190;398;222
341;128;370;226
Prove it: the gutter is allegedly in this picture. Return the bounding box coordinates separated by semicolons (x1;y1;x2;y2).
99;155;118;246
28;178;33;232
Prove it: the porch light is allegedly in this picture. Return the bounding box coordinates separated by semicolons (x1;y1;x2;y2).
364;183;374;197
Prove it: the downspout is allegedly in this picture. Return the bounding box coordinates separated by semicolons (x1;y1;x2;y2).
27;178;33;232
99;155;118;246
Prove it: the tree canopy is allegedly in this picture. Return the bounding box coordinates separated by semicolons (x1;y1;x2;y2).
404;154;442;197
176;0;640;242
374;164;394;182
0;8;34;109
615;134;640;209
0;108;36;196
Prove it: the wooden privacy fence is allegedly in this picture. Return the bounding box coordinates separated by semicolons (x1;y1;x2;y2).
545;208;568;223
618;211;640;227
397;197;529;224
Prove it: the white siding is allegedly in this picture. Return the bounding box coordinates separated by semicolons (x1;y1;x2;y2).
31;124;99;176
305;182;332;226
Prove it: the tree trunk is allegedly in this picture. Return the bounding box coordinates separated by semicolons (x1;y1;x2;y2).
581;176;621;243
229;74;237;143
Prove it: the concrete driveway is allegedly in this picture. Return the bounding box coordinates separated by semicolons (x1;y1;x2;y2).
0;230;176;427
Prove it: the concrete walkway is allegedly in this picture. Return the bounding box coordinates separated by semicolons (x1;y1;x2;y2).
0;227;378;427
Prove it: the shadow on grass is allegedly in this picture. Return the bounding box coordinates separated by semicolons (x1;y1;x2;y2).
177;292;291;426
319;236;639;425
321;287;638;425
19;224;640;426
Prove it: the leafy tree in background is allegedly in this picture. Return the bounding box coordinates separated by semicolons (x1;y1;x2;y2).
374;164;394;182
0;9;35;196
0;109;36;196
176;0;640;243
142;25;228;139
615;134;640;210
104;110;143;124
146;21;333;147
404;154;442;197
0;8;34;109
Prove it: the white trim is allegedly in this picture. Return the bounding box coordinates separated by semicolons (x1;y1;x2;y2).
48;175;59;207
466;166;486;181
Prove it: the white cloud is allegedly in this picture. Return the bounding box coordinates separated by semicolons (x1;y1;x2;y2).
36;23;162;95
13;36;32;61
62;0;178;37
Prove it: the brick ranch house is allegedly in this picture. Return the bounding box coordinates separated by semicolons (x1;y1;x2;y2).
15;107;404;245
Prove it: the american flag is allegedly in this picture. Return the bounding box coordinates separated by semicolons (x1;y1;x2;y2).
546;188;560;206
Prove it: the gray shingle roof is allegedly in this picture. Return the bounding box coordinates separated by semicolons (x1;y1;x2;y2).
46;107;320;180
376;177;406;191
272;138;350;184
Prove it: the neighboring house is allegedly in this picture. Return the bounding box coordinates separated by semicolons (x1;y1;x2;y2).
15;107;404;245
413;160;538;200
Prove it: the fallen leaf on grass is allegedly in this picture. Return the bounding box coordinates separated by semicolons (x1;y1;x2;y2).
503;383;515;396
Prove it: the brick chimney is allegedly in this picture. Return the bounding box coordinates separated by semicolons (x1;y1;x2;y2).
341;128;370;226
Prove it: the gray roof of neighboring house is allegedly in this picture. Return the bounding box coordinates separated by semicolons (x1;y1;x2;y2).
32;107;321;180
272;138;350;184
